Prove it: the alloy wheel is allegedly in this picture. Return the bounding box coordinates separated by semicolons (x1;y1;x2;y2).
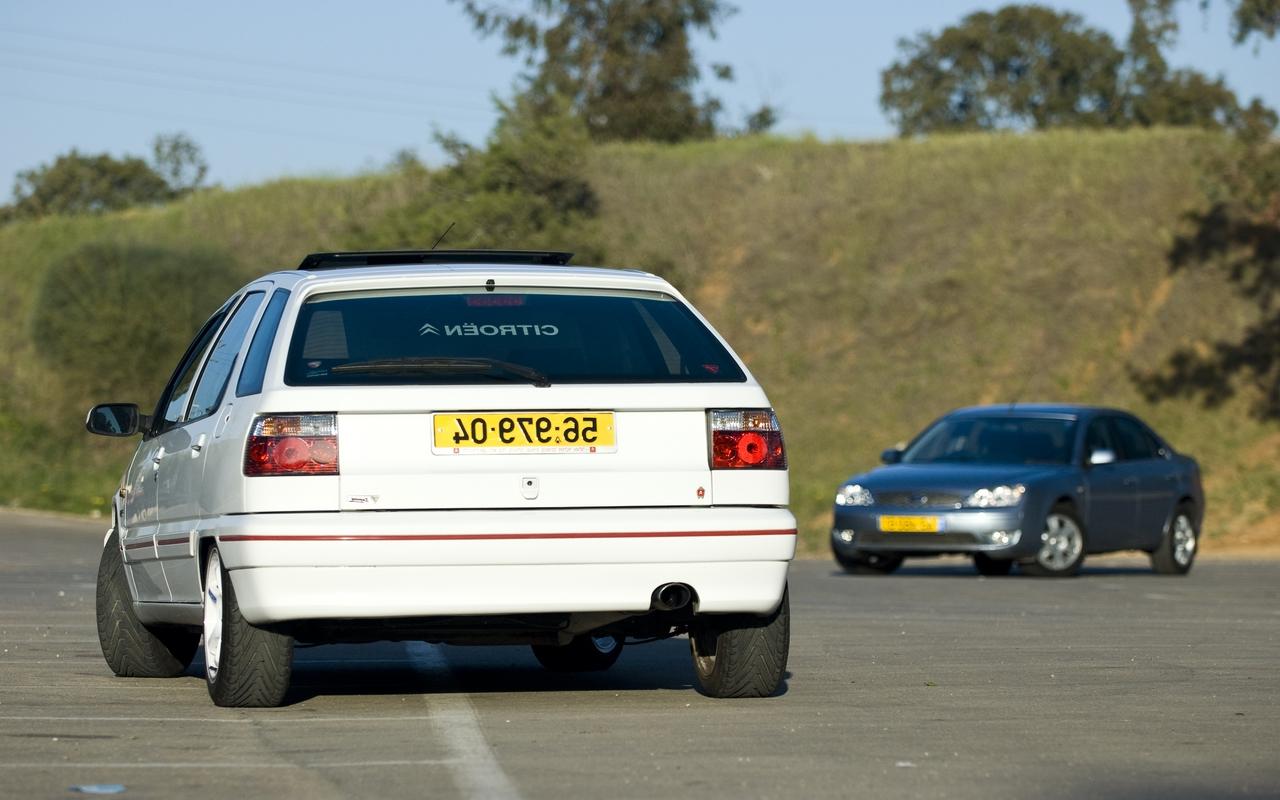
202;551;223;683
1037;513;1084;572
1172;514;1196;567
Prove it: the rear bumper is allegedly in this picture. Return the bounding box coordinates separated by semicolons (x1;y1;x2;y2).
211;507;796;624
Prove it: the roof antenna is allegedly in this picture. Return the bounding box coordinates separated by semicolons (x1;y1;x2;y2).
430;221;455;250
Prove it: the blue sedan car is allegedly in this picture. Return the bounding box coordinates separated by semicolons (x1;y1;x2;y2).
830;405;1204;577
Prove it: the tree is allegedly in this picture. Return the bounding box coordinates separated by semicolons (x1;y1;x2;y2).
880;6;1126;134
151;132;208;196
452;0;772;142
1130;0;1280;418
6;151;174;220
358;94;601;255
4;133;210;222
879;2;1271;136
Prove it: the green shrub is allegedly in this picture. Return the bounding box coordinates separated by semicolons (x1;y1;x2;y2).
30;241;241;403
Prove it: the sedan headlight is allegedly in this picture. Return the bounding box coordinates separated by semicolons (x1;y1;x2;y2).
963;484;1026;508
835;484;875;506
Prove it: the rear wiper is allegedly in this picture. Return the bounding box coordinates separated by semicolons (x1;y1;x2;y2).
330;357;551;387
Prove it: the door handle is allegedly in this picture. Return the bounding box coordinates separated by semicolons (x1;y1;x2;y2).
190;434;208;458
1122;477;1137;487
151;447;166;471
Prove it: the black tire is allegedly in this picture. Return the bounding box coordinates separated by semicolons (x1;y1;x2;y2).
689;586;790;698
96;530;198;677
1020;504;1087;578
531;633;624;672
834;548;904;575
203;547;293;707
973;554;1014;576
1151;504;1198;575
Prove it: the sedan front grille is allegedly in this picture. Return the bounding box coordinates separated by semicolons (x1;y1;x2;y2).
874;491;965;509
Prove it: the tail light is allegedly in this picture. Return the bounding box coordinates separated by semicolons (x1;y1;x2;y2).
709;409;786;469
244;414;339;476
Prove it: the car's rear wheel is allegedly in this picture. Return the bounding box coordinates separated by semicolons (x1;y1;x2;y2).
96;530;198;677
833;549;904;575
690;586;789;698
973;554;1014;576
203;548;293;707
1151;504;1198;575
1021;505;1086;577
531;633;624;671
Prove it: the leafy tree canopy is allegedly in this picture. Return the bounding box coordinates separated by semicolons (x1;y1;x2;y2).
358;94;601;257
4;133;208;222
452;0;771;142
881;6;1126;134
880;2;1275;136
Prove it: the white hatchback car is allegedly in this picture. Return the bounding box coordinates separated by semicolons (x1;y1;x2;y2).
87;250;795;707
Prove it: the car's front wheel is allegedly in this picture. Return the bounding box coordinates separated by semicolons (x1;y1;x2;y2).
1151;504;1198;575
96;530;198;677
690;587;789;698
531;633;624;671
1021;505;1086;577
203;547;293;707
833;549;904;575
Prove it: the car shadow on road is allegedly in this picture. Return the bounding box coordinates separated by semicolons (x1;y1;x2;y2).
219;638;791;705
827;562;1159;579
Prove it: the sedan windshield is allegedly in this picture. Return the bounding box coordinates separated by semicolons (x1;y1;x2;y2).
902;416;1078;465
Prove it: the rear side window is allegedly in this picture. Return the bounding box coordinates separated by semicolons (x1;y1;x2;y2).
283;289;747;385
237;288;291;397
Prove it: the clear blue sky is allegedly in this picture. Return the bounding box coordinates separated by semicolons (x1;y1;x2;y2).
1;1;1277;191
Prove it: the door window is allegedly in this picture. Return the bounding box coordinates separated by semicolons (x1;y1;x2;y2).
187;292;266;421
1110;417;1159;461
154;312;228;435
1084;418;1117;460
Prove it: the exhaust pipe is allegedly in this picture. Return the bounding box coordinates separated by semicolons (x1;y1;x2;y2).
652;583;693;612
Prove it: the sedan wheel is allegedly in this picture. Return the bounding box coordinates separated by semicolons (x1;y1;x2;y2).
1021;506;1085;577
1151;506;1198;575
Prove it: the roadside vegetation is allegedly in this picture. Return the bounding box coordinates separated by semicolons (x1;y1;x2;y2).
1;128;1278;550
1;0;1276;550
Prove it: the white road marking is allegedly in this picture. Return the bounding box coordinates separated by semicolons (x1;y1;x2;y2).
405;642;522;800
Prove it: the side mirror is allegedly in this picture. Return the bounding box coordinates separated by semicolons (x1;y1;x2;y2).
880;448;903;465
1087;448;1116;467
85;403;145;437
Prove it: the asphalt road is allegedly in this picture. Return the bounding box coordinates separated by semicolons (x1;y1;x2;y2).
1;511;1277;800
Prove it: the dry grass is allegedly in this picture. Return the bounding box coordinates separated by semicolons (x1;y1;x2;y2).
2;130;1276;553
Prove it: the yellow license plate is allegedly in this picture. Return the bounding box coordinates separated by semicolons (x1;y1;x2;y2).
879;515;943;533
433;412;616;454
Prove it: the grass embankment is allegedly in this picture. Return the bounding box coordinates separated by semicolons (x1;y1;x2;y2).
1;129;1275;553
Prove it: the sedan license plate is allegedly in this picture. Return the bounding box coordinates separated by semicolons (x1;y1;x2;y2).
879;515;944;533
433;412;616;454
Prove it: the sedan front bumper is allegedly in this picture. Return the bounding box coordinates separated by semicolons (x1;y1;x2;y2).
831;506;1038;559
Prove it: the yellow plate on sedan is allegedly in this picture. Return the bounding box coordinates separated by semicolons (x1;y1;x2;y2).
433;412;616;454
878;515;944;533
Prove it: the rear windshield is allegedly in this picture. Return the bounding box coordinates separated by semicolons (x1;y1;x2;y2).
283;288;747;386
902;416;1078;466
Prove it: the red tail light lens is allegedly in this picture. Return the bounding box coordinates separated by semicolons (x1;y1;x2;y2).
709;409;786;469
244;414;339;476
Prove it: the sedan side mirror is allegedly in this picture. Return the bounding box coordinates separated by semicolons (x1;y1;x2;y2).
880;448;903;465
1087;448;1116;467
85;403;146;437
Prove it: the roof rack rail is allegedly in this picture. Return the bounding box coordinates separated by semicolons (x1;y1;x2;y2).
297;249;574;270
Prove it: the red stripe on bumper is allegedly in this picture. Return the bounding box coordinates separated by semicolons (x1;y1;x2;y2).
220;529;797;543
